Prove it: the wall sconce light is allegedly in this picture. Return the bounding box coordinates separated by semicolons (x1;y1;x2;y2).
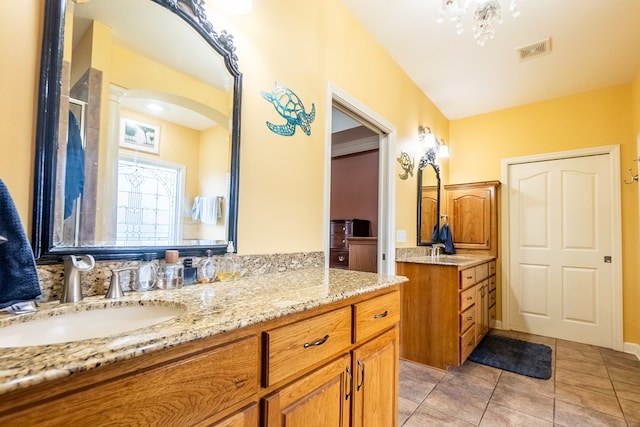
418;125;449;159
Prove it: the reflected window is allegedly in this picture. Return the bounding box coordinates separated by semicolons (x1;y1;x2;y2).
116;156;184;245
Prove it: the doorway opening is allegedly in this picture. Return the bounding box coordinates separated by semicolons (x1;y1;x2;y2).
325;83;396;275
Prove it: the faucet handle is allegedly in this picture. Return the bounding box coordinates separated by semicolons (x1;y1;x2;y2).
105;267;136;299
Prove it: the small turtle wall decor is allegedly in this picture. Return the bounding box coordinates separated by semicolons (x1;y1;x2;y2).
397;151;415;180
261;82;316;136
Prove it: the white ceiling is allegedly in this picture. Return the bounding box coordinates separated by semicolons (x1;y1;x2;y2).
340;0;640;119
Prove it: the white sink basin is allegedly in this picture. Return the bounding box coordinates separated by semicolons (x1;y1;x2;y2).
0;304;184;348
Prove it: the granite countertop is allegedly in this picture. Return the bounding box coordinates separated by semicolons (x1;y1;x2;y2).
395;253;495;268
0;268;406;395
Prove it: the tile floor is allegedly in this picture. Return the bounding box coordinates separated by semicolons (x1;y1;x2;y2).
399;329;640;426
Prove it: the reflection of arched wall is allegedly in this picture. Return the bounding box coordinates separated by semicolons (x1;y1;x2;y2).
110;44;230;124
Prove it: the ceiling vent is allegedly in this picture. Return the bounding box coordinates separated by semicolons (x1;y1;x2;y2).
517;37;552;61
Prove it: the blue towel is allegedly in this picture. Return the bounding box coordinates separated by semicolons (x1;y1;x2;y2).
0;179;41;308
430;223;439;244
439;223;456;254
64;111;85;219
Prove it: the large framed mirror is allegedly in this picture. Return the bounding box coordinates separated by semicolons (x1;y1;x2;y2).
416;148;441;246
33;0;242;262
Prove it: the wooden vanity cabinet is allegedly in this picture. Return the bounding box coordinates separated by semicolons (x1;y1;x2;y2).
262;290;400;427
397;259;496;370
0;286;401;427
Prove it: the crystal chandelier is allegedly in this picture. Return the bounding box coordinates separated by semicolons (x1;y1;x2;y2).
437;0;522;46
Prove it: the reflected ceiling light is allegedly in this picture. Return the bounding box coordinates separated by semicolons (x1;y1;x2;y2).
437;0;522;46
146;103;164;112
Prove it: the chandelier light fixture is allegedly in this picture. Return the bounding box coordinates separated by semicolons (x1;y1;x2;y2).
437;0;522;46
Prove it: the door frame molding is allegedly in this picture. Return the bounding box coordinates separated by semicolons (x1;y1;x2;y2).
324;82;397;275
500;145;623;350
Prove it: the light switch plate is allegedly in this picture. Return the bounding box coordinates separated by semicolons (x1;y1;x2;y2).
396;229;407;243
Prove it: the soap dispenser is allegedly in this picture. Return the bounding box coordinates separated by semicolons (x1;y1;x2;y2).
217;241;239;281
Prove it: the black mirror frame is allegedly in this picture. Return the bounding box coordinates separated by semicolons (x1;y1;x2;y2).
32;0;242;263
416;151;441;246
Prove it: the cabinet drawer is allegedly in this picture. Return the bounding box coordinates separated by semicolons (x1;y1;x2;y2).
330;221;352;235
489;276;496;292
460;286;476;312
489;260;496;277
330;233;348;249
329;249;349;269
354;291;399;343
460;267;476;289
460;325;476;363
460;305;475;334
2;336;260;426
476;263;489;281
489;289;496;307
263;307;352;386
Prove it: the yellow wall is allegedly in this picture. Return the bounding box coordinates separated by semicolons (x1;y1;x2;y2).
3;1;639;343
214;0;448;253
450;84;640;343
0;1;41;230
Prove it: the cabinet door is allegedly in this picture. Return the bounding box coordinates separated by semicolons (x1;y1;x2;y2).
475;281;489;342
446;187;492;250
351;328;398;427
262;355;351;427
211;403;259;427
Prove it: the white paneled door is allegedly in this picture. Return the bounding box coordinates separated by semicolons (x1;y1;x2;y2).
508;154;615;347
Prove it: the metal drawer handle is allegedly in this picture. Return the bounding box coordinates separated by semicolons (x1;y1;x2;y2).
466;275;473;280
467;296;473;300
373;310;389;319
338;255;346;262
303;334;329;348
467;316;473;320
357;359;365;391
342;239;346;244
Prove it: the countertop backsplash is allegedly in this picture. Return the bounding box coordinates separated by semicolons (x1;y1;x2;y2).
36;251;325;302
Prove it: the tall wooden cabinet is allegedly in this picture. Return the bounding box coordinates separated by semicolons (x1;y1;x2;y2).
443;181;500;256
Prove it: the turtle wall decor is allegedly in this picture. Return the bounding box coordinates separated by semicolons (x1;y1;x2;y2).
397;151;415;180
261;82;316;136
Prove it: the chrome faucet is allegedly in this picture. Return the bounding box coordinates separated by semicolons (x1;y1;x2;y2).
61;255;96;303
431;243;445;258
105;267;137;299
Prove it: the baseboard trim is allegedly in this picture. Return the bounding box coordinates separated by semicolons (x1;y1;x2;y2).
492;320;503;330
623;342;640;360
